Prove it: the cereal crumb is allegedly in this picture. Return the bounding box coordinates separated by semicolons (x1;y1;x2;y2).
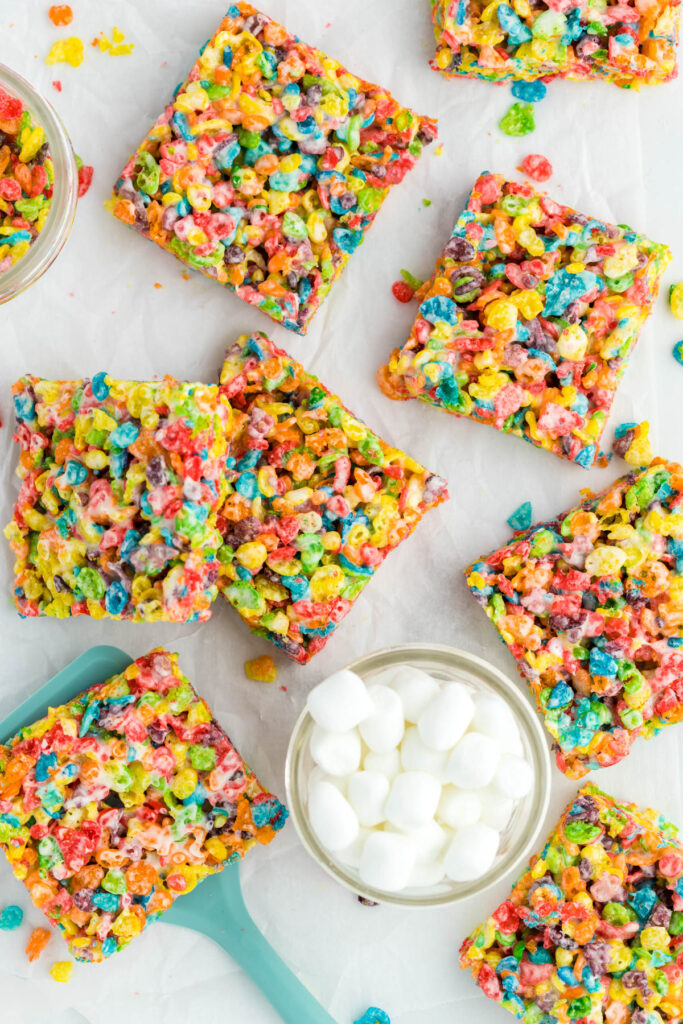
245;655;277;683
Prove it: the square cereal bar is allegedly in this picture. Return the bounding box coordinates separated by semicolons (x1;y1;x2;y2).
109;2;437;334
429;0;680;87
5;374;229;622
217;332;449;662
0;648;287;962
379;173;671;467
460;783;683;1024
466;458;683;778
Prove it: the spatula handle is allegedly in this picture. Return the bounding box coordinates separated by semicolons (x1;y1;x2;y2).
210;912;338;1024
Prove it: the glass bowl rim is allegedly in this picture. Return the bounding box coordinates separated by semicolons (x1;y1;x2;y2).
0;62;78;304
285;641;553;909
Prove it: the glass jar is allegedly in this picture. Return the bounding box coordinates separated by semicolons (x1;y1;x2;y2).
285;642;552;908
0;63;78;304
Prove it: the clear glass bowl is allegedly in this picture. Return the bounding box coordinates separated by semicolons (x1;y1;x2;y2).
285;643;552;908
0;64;78;304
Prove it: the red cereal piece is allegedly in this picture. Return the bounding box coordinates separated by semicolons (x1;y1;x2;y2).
0;87;23;121
518;154;553;182
77;164;94;198
392;280;414;303
52;80;62;92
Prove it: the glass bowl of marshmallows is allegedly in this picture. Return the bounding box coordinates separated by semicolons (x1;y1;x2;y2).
285;643;552;907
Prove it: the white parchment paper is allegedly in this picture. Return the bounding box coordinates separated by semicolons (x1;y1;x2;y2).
0;2;682;1022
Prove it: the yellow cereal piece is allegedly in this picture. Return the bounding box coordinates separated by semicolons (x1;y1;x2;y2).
50;961;73;983
45;37;84;67
244;655;278;682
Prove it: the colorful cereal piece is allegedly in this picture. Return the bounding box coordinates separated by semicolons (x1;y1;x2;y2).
674;341;683;366
461;784;683;1023
0;648;288;963
48;6;73;27
392;280;415;302
5;375;231;623
506;501;532;531
499;102;535;136
49;962;73;983
518;153;553;182
466;458;683;778
0;87;53;275
0;904;23;930
109;2;437;335
379;172;671;467
671;282;683;319
93;27;134;56
26;927;51;962
45;38;84;67
244;655;277;683
510;81;547;102
354;1009;391;1024
612;420;654;466
217;332;448;663
430;0;680;88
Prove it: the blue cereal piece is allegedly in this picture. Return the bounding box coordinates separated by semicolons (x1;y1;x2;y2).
673;341;683;366
354;1009;391;1024
507;501;533;531
0;905;24;930
511;81;547;102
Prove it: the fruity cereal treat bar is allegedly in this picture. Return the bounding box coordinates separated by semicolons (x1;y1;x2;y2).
0;648;287;962
217;332;449;662
110;3;437;334
429;0;680;88
460;784;683;1023
379;173;671;467
5;374;230;622
466;458;683;778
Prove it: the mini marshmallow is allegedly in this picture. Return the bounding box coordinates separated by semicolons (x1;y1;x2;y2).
358;685;404;754
347;771;390;827
364;749;401;781
388;665;440;723
407;858;447;889
437;787;481;829
400;726;449;780
471;693;523;755
335;827;371;869
308;765;347;798
359;832;415;892
446;732;500;790
494;753;533;800
307;669;374;733
385;771;441;831
444;823;499;882
417;683;474;752
308;781;359;852
408;820;448;864
310;725;361;777
478;786;514;831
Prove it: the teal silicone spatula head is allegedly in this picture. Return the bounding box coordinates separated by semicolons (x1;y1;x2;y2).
0;646;337;1024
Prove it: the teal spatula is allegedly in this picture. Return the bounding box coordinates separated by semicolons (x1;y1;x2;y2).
0;645;337;1024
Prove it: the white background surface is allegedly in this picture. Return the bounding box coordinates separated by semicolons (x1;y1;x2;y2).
1;2;683;1022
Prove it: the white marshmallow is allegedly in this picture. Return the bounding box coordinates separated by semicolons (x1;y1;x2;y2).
444;823;499;882
478;786;514;831
446;732;500;790
359;832;415;892
494;753;533;800
385;771;441;831
308;781;359;852
400;725;449;780
347;771;390;827
407;858;447;888
335;827;371;868
437;786;481;829
307;669;373;733
364;748;401;781
358;685;404;754
470;693;522;754
310;725;361;777
308;765;347;798
388;665;440;723
409;820;448;864
417;683;474;751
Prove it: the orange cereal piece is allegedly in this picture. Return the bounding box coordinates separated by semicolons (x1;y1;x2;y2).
244;655;277;683
26;927;51;962
48;5;73;26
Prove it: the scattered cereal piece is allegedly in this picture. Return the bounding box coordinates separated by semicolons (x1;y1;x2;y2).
511;81;546;102
0;905;23;930
506;501;532;531
671;282;683;318
499;102;535;136
0;649;288;962
94;26;134;56
518;153;553;182
51;79;62;92
77;164;93;197
612;420;653;466
45;37;84;66
109;3;436;335
674;340;683;365
50;962;73;983
153;281;163;289
26;927;51;962
435;145;444;156
354;1010;390;1024
461;785;683;1022
392;280;414;303
423;198;432;207
48;5;73;26
245;655;278;683
400;269;424;291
